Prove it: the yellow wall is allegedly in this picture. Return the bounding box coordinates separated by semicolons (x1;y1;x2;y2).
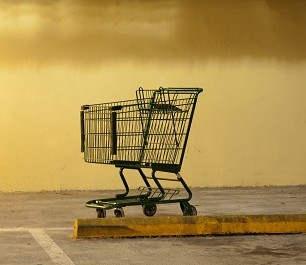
1;0;306;191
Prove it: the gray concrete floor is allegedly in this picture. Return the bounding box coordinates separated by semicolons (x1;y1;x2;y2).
0;186;306;264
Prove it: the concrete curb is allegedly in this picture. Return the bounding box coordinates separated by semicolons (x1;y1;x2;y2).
73;214;306;238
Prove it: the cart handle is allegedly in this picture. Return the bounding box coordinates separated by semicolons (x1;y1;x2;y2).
159;87;203;94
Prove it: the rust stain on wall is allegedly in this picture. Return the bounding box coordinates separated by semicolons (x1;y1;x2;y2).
0;0;305;68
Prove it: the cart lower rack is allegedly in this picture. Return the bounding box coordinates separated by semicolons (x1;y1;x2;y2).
80;87;203;218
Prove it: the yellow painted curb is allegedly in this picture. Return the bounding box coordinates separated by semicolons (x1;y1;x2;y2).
73;214;306;238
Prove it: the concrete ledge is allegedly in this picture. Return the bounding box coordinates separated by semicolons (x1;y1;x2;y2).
73;214;306;238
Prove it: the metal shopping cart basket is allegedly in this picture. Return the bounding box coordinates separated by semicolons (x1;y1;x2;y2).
80;87;203;218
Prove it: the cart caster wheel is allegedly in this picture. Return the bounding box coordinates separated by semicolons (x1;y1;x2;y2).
114;208;125;218
96;208;106;218
179;202;186;212
183;205;197;216
142;204;157;217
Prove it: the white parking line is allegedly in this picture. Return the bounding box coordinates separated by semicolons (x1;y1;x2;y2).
0;228;74;265
29;228;75;265
0;227;71;232
0;227;29;232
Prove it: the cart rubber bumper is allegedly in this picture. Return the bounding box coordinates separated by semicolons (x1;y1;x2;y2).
73;214;306;238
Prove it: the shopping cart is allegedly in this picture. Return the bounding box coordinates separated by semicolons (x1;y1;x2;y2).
80;87;203;218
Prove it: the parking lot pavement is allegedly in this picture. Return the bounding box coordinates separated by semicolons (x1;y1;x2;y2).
0;186;306;264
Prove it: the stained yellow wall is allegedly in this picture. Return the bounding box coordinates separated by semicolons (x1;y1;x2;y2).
1;0;306;191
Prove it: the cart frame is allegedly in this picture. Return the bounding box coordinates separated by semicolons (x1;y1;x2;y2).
80;87;203;217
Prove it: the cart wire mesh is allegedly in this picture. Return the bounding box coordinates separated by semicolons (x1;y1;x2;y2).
81;87;202;171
